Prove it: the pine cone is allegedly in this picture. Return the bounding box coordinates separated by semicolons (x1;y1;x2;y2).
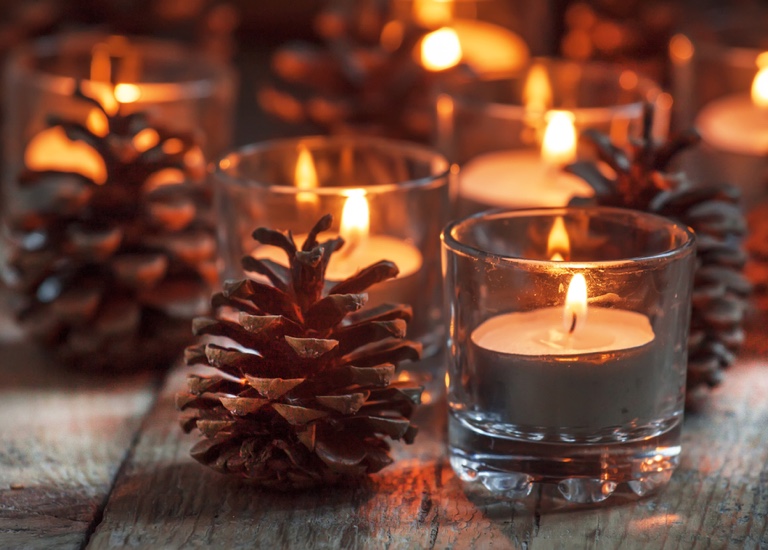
567;105;751;401
3;86;216;371
561;0;681;84
258;0;469;142
177;214;424;490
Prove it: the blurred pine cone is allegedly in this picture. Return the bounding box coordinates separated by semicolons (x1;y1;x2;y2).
178;214;423;490
2;87;216;371
567;105;751;403
259;0;470;142
561;0;681;84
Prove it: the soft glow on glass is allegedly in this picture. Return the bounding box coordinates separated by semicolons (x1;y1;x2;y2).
564;273;588;334
421;27;462;71
523;63;553;116
547;216;570;261
339;190;369;254
542;110;577;166
295;145;319;208
751;58;768;109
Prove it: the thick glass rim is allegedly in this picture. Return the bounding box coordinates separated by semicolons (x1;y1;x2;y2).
445;58;661;125
441;206;696;269
215;135;452;195
5;31;232;102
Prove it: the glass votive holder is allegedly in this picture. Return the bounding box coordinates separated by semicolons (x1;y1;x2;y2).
670;13;768;205
442;207;696;504
0;32;235;371
435;58;666;216
214;136;451;389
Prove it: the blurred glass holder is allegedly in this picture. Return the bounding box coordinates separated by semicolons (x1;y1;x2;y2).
442;207;696;504
0;32;236;370
671;12;768;205
435;59;666;217
214;136;452;395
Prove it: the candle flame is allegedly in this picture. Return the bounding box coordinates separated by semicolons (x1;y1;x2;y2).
339;189;369;255
421;27;462;71
295;145;319;208
542;110;577;167
413;0;453;27
564;273;588;334
523;63;553;116
114;83;141;103
547;216;570;261
751;53;768;108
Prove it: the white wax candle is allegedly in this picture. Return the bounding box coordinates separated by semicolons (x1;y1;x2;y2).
696;94;768;155
469;306;658;430
472;306;654;356
459;150;595;209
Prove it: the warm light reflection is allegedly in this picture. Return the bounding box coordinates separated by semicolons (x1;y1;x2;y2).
564;273;587;334
413;0;453;27
339;190;369;255
421;27;462;71
751;56;768;108
24;126;107;184
547;216;570;261
162;138;185;155
295;145;319;208
542;110;577;166
523;63;553;116
86;109;109;137
132;128;160;152
380;20;404;52
669;34;694;64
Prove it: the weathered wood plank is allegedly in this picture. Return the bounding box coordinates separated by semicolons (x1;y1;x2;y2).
0;310;160;550
89;340;768;549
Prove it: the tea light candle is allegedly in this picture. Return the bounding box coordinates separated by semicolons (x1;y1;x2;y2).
470;273;656;430
251;151;423;306
459;111;595;209
696;61;768;155
695;56;768;201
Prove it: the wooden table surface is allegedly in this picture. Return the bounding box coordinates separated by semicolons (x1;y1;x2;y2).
2;304;767;550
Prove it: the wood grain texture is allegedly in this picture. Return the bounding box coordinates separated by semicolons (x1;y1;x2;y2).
88;343;768;549
0;311;160;550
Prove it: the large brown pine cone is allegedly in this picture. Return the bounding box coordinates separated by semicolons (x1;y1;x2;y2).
2;87;216;371
567;105;751;403
177;214;424;490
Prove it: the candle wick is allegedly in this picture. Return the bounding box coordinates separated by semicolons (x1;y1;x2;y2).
568;311;577;335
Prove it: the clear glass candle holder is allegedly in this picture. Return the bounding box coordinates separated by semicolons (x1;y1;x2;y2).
442;207;696;504
435;58;666;217
0;32;235;371
671;12;768;205
214;136;451;389
3;31;236;170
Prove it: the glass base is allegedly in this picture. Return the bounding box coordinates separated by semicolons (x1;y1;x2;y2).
449;413;681;505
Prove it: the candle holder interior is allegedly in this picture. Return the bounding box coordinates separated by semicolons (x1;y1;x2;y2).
442;207;696;504
214;135;451;392
437;58;663;163
3;31;235;170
